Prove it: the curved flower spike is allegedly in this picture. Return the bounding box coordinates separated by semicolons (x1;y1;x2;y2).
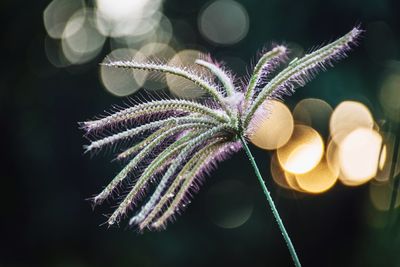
82;27;361;233
195;58;236;97
244;45;288;101
102;59;226;104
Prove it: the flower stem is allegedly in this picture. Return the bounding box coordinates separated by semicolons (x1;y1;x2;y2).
240;137;301;267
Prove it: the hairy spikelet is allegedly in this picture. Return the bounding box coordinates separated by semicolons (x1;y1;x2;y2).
82;27;361;231
244;27;362;129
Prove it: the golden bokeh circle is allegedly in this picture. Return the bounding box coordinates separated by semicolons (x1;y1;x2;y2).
251;100;294;150
277;125;324;174
339;128;383;186
295;158;338;194
330;101;374;144
270;152;292;190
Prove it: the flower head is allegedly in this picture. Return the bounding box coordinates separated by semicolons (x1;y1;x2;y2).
81;27;361;231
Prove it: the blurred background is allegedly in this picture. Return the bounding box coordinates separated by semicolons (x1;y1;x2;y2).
2;0;400;266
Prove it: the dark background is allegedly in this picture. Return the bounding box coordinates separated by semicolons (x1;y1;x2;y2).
1;0;400;266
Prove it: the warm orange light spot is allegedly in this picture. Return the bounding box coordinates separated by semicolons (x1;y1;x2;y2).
270;152;301;190
277;125;324;174
330;101;374;144
326;139;340;176
295;158;338;194
339;128;383;186
285;172;303;192
379;145;387;171
251;101;294;150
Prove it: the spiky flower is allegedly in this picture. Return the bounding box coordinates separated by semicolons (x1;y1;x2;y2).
81;27;361;231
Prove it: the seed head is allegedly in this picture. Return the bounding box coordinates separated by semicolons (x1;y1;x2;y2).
81;27;361;231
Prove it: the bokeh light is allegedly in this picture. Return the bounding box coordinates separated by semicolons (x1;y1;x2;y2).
295;158;338;194
270;99;387;194
379;145;387;171
61;9;105;65
110;14;173;50
95;0;162;38
251;100;294;150
139;42;176;91
43;0;84;39
369;181;400;211
293;98;333;135
326;138;341;178
43;0;167;68
277;125;324;174
100;49;146;96
205;180;253;229
330;101;374;144
375;133;400;183
24;1;400;266
379;73;400;122
167;49;206;98
339;128;383;186
44;35;70;68
270;152;304;192
270;153;292;190
198;0;249;45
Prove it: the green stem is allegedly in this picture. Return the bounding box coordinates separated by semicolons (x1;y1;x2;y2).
240;137;301;267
